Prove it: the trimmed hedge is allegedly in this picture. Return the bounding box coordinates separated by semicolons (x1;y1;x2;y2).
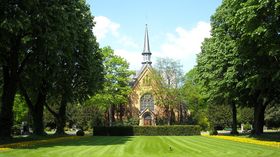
93;125;201;136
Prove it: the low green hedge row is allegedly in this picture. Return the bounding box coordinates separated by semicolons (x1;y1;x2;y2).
93;125;201;136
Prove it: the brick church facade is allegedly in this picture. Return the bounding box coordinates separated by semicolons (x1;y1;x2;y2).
129;25;161;126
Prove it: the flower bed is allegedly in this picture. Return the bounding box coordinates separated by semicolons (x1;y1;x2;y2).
208;135;280;148
0;136;84;151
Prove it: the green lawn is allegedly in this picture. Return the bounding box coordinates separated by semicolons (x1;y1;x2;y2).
1;136;279;157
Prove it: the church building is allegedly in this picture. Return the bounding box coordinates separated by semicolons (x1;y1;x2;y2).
130;25;160;126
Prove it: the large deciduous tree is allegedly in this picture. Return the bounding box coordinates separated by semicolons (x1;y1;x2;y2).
0;0;103;137
152;58;183;125
182;68;208;130
90;47;134;126
233;0;280;135
0;0;34;138
197;0;280;135
43;0;103;135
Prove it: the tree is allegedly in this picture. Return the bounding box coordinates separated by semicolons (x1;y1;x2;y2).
0;0;103;137
182;68;208;130
197;0;280;135
13;94;28;126
237;107;254;125
265;104;280;128
208;104;232;131
152;58;184;125
90;47;134;126
197;37;240;134
0;0;35;138
43;0;103;135
232;0;280;135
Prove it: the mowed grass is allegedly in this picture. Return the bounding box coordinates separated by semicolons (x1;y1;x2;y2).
1;136;279;157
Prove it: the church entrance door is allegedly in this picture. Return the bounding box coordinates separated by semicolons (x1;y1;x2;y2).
143;112;152;125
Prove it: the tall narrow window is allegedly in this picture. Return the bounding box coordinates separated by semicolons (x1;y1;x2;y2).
140;94;154;112
143;76;151;86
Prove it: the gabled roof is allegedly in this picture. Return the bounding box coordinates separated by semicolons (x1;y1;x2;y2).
132;64;153;88
139;107;156;117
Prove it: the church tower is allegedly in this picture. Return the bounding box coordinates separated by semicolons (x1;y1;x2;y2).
142;24;152;65
130;24;157;126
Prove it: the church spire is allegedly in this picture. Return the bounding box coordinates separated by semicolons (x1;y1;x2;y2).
142;24;152;65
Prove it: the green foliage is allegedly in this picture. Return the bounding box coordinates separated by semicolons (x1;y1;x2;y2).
197;0;280;134
209;129;218;135
188;111;209;131
182;68;209;130
70;104;105;130
152;58;185;125
238;107;254;124
208;104;232;130
100;46;134;104
93;125;201;136
0;0;103;136
243;123;252;132
265;104;280;128
89;47;134;126
13;94;28;125
123;117;139;126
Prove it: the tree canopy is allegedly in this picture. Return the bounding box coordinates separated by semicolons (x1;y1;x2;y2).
0;0;103;137
89;47;134;126
196;0;280;135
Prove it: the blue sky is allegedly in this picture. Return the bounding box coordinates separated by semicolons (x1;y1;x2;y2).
86;0;222;73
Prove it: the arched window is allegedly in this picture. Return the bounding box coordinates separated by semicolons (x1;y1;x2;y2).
140;94;154;112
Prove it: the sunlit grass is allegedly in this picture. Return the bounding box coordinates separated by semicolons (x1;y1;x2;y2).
0;136;279;157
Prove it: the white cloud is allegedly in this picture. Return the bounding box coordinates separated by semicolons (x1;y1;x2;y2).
93;16;140;49
93;16;120;41
154;21;211;71
157;21;211;58
93;16;141;71
114;49;141;70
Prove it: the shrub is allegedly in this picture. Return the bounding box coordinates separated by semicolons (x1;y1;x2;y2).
76;129;85;136
243;123;251;131
12;124;21;135
209;129;218;135
123;117;139;126
45;127;52;132
93;125;201;136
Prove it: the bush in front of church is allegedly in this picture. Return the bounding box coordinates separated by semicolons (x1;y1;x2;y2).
93;125;201;136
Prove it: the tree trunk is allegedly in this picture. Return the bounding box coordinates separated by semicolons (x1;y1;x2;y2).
109;105;112;126
167;105;171;125
252;103;266;135
112;105;115;123
0;66;18;138
119;104;124;123
32;105;45;135
0;36;20;138
55;95;67;135
32;85;47;135
230;103;238;134
19;82;46;135
179;104;183;124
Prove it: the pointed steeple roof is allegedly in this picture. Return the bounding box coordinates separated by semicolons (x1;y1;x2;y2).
143;24;151;53
142;24;152;65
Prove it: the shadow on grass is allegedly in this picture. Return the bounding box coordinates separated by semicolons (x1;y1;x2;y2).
249;132;280;142
218;131;280;142
7;136;133;150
